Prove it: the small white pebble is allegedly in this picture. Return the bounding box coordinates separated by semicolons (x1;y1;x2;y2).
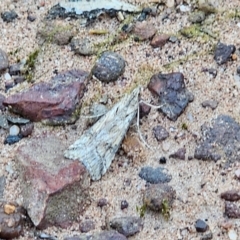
228;229;237;240
4;73;11;81
235;168;240;179
179;5;191;12
237;22;240;28
9;125;20;136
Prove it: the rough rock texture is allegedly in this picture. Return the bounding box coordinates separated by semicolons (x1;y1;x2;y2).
214;42;236;65
148;72;191;121
3;69;88;124
91;51;125;82
64;230;127;240
139;166;172;184
70;37;96;56
110;216;143;237
1;11;18;23
169;148;186;160
15;134;90;229
0;202;25;239
194;115;240;165
143;183;176;212
79;220;95;233
0;49;9;72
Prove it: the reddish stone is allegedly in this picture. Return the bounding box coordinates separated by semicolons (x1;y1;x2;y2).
150;34;169;48
133;21;156;40
139;102;151;118
3;69;88;124
15;134;90;229
221;190;240;201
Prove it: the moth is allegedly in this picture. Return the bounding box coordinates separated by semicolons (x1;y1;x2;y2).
64;87;140;181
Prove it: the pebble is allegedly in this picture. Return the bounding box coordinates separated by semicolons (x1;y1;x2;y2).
97;198;108;208
195;219;209;232
224;201;240;218
0;176;5;199
133;21;156;41
20;122;34;137
1;10;18;22
120;200;128;210
228;229;238;240
0;115;9;129
237;66;240;75
179;5;191;12
0;49;9;72
79;220;95;233
214;42;236;65
169;148;186;160
221;190;240;201
9;63;22;75
152;125;169;141
159;157;167;164
188;11;206;23
168;36;178;43
70;37;96;56
92;51;125;82
9;125;20;136
27;15;36;22
143;183;176;212
139;102;151;118
235;168;240;179
139;166;172;184
150;34;169;48
4;135;22;145
110;216;143;237
198;0;217;14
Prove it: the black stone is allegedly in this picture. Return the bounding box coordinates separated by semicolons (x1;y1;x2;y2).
195;219;208;232
159;157;167;164
120;200;128;210
1;11;18;23
214;42;235;65
97;198;108;208
139;166;172;184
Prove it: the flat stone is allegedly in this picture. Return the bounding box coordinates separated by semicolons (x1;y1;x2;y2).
15;134;90;229
188;11;206;23
143;183;176;212
92;51;125;82
133;21;156;41
70;37;96;56
0;49;9;72
110;216;143;237
0;202;25;239
64;230;127;240
139;166;172;184
79;220;95;233
214;42;236;65
148;72;191;121
3;69;88;124
152;125;169;141
221;190;240;201
224;201;240;218
194;115;240;165
150;34;169;48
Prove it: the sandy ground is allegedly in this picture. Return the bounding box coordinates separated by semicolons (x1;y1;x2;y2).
0;0;240;239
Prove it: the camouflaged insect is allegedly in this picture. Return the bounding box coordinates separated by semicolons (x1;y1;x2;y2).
64;87;140;181
47;0;141;21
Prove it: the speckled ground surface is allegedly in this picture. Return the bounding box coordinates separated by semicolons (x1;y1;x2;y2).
0;0;240;239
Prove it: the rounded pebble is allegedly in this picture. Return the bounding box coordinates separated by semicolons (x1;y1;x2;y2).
9;125;20;136
92;51;125;82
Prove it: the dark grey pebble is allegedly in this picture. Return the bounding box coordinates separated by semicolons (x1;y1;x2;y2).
36;232;57;240
110;216;143;237
4;135;22;145
195;219;209;232
214;42;235;65
159;157;167;164
224;201;240;218
120;200;128;210
1;11;18;22
20;122;34;137
27;15;36;22
92;51;125;82
237;66;240;75
153;125;169;141
139;166;172;184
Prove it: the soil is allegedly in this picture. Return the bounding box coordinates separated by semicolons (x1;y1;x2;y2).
0;0;240;239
